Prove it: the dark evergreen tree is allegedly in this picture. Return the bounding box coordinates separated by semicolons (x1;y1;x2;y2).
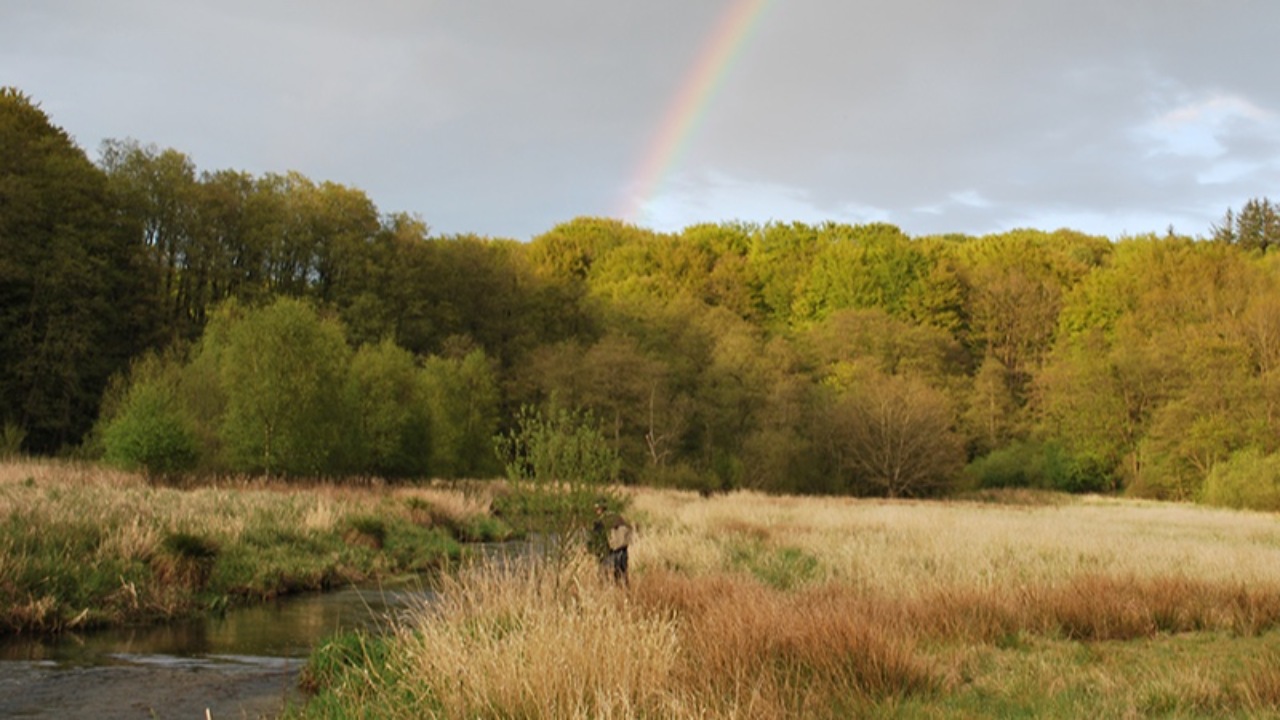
1213;198;1280;251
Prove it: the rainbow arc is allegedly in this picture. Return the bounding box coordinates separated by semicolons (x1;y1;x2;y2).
620;0;774;226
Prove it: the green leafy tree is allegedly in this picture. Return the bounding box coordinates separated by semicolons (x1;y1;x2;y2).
495;404;619;486
791;223;926;322
805;307;967;389
195;169;266;307
956;229;1110;398
99;139;202;342
962;353;1023;456
492;404;622;538
527;216;640;282
216;297;351;476
307;180;381;303
420;348;501;478
343;339;431;478
102;376;199;478
904;245;970;336
1034;329;1160;491
746;222;826;327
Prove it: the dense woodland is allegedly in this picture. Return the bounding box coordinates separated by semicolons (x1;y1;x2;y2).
6;87;1280;504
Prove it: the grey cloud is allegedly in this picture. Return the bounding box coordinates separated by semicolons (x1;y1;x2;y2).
5;0;1280;239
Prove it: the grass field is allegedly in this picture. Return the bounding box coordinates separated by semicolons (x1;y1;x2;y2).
297;487;1280;719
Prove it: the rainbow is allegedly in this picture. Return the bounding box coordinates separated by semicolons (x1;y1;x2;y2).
620;0;774;225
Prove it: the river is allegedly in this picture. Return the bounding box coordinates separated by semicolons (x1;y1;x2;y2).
0;580;435;719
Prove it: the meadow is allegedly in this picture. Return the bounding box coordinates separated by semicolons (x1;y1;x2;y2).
8;459;1280;717
297;488;1280;719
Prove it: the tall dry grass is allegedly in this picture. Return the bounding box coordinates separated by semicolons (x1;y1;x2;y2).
302;487;1280;718
369;554;934;719
630;489;1280;593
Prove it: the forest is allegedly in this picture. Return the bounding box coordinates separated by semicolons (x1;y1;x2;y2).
6;86;1280;506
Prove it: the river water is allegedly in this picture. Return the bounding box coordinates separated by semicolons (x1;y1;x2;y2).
0;581;436;719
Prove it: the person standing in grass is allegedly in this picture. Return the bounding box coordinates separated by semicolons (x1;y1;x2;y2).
593;499;633;586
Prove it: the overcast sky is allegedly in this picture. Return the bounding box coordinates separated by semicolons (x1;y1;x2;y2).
5;1;1279;241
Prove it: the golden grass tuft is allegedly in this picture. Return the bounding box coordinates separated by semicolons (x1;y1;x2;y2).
634;570;940;714
397;485;491;528
382;559;939;719
394;553;680;719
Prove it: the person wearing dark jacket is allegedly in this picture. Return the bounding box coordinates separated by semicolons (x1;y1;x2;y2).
593;500;632;586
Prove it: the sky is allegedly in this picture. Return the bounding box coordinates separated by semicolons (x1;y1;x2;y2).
5;0;1279;241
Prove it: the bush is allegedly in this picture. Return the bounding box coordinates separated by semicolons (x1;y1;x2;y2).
1042;443;1111;493
494;405;619;487
963;441;1050;490
102;381;199;478
964;441;1111;495
640;463;716;494
1201;449;1280;511
0;421;26;458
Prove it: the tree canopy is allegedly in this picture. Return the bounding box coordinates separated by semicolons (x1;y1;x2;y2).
7;89;1280;506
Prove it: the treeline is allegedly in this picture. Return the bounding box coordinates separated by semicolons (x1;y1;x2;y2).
5;87;1280;505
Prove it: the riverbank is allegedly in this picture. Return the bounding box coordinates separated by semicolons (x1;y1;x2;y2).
0;459;509;634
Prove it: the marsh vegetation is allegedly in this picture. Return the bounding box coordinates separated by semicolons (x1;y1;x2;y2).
296;488;1280;718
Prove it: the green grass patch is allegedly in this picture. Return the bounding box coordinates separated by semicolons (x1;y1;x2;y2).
292;631;433;719
724;536;822;591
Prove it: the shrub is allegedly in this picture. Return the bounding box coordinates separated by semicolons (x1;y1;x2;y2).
494;405;619;487
963;440;1050;490
102;381;199;478
153;531;219;589
1201;449;1280;511
346;515;388;548
0;421;26;458
492;405;621;536
965;441;1110;494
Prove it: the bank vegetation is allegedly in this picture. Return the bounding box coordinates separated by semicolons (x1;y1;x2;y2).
0;459;506;634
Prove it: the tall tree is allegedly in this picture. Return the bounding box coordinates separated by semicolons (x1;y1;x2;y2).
1214;198;1280;252
420;348;501;478
343;339;432;478
791;222;926;323
0;89;156;452
214;297;351;476
824;371;963;498
99;139;201;342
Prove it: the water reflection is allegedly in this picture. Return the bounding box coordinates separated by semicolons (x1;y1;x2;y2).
0;544;536;718
0;579;437;666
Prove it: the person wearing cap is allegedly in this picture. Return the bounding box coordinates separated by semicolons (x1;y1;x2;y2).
592;499;633;586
